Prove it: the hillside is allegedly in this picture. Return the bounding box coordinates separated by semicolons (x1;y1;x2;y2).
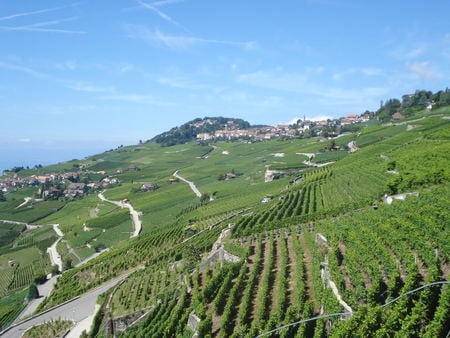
0;105;449;337
151;117;251;146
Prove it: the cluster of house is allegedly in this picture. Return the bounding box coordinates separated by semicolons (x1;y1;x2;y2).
196;113;372;142
0;170;120;199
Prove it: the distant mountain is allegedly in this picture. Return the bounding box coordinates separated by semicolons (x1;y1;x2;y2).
151;117;251;146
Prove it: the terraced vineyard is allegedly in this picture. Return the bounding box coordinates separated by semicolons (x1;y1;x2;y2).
0;110;449;337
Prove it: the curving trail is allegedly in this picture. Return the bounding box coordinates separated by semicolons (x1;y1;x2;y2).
173;170;202;198
14;197;33;209
47;238;63;272
98;192;142;237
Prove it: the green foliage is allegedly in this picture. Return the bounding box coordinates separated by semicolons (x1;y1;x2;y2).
0;288;27;330
152;116;251;146
22;319;73;338
27;283;39;300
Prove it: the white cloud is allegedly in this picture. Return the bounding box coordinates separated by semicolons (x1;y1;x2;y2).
305;66;325;74
157;76;206;90
119;64;135;72
55;60;77;71
0;16;86;35
0;3;79;21
406;61;441;81
63;80;114;93
236;69;309;93
0;60;114;93
441;33;450;59
287;115;332;124
124;25;258;50
0;3;85;34
100;93;172;106
404;47;425;59
236;67;389;113
0;61;45;78
333;67;384;81
18;138;31;143
138;0;190;33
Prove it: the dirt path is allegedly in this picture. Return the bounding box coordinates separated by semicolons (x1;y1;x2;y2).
47;238;63;272
322;255;353;314
98;192;142;237
46;224;64;271
316;234;353;314
0;219;40;230
14;197;33;209
173;170;202;198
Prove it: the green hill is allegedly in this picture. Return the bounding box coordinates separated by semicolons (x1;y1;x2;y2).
0;104;449;336
151;116;251;146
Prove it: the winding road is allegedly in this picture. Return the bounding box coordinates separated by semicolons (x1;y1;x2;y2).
98;192;142;237
173;170;202;198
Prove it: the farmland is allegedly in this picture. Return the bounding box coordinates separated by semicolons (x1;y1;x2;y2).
0;110;449;337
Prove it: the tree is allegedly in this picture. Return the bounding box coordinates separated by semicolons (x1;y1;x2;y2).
0;191;6;202
63;258;73;271
28;283;39;300
183;245;202;271
325;139;337;151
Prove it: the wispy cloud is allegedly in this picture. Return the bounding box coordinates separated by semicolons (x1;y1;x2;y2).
137;0;190;33
0;4;76;21
156;76;207;90
0;17;86;34
406;61;441;81
100;93;172;106
119;64;135;72
18;138;31;143
332;67;384;81
0;61;47;78
64;80;114;93
0;3;85;34
236;68;389;108
0;60;112;93
287;115;333;124
55;60;77;71
124;25;258;50
441;33;450;59
236;69;309;93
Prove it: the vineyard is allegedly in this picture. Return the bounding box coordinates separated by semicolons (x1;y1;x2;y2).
0;111;449;336
0;225;56;328
95;182;448;337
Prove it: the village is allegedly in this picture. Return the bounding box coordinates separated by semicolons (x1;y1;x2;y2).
195;112;373;141
0;169;121;198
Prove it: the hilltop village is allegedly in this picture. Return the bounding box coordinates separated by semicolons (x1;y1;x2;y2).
195;113;372;141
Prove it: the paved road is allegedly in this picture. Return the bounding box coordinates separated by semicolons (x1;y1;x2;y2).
1;276;127;338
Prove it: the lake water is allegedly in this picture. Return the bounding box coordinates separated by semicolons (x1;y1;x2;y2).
0;148;107;174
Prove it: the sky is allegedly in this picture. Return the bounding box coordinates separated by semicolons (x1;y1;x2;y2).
0;0;449;169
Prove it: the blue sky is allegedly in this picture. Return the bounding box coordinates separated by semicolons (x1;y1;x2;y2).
1;0;449;165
